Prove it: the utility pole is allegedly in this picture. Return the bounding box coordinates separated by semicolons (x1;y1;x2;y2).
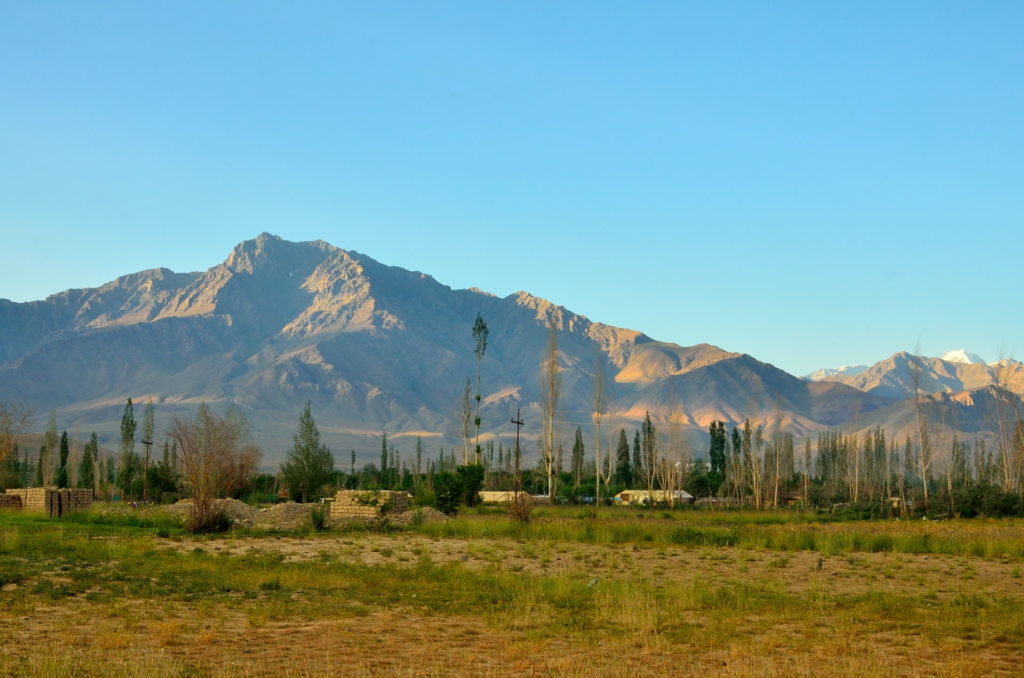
510;409;524;497
141;437;152;503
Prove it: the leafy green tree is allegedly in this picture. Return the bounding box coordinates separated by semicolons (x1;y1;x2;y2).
56;431;70;488
78;432;97;490
433;471;463;515
118;398;139;498
456;464;484;507
615;429;632;486
642;413;657;500
0;445;18;489
708;421;727;490
280;401;335;502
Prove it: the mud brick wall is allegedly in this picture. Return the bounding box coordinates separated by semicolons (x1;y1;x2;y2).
4;488;93;517
0;494;22;510
329;490;410;519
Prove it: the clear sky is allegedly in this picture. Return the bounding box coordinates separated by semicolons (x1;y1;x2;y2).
1;1;1021;376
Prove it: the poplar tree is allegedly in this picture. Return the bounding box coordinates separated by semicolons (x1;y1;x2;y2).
632;430;642;486
571;426;585;488
540;323;560;500
78;432;98;490
56;431;70;488
615;429;632;486
35;446;45;486
20;446;31;487
708;421;727;488
42;411;58;486
118;398;138;498
641;413;657;501
471;313;488;463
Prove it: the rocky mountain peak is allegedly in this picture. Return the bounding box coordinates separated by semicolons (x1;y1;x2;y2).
940;349;986;365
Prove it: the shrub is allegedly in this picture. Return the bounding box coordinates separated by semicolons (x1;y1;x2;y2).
433;472;463;516
310;504;328;531
186;508;232;534
456;464;485;507
507;492;532;523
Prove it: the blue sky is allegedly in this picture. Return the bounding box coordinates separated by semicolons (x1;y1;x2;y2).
1;1;1021;376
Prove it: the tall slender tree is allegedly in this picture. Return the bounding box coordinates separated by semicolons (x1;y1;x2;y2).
632;430;642;486
592;353;605;511
118;398;138;499
540;323;561;500
460;379;472;465
56;431;70;488
615;429;632;486
42;411;58;486
641;413;657;503
471;313;488;463
708;421;727;489
78;432;97;490
571;426;585;489
35;446;45;486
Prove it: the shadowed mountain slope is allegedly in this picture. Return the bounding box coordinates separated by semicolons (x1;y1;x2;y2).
5;234;997;461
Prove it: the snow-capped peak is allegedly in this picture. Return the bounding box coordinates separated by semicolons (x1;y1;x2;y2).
939;349;986;365
805;364;868;381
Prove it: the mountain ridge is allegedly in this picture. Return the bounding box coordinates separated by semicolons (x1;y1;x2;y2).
1;234;1012;461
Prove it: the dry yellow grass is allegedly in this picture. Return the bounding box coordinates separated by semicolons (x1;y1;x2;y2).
2;511;1023;676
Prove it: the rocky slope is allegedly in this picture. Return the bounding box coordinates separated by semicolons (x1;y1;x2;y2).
807;351;1024;401
3;233;1007;461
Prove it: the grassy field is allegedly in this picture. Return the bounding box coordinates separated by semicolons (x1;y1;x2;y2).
2;506;1023;677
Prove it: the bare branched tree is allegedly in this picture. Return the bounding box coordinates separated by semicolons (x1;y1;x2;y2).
0;402;32;465
540;323;561;500
460;378;473;466
592;352;604;513
168;403;261;532
990;356;1022;493
909;347;933;511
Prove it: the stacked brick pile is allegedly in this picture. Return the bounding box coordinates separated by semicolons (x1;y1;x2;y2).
329;490;410;520
4;488;93;517
0;494;22;510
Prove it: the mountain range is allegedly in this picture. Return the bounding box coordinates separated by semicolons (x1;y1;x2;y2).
806;351;1024;401
1;234;1020;463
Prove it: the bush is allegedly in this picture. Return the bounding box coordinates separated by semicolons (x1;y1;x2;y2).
414;488;436;508
186;508;232;534
507;491;532;524
310;504;328;531
456;464;485;507
433;472;463;516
